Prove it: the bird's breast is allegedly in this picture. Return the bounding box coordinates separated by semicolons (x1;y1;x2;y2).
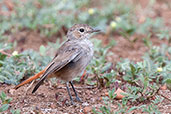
53;39;94;81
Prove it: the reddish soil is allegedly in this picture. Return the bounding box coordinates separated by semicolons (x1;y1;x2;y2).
0;0;171;114
3;28;170;114
96;34;169;62
9;30;169;62
0;82;171;114
9;29;66;52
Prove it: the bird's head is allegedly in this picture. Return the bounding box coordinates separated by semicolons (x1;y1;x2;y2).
67;24;100;40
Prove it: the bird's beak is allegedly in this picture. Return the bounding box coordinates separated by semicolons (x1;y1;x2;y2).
91;29;101;33
87;28;100;33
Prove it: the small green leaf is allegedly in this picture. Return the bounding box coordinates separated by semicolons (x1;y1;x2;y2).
130;63;136;76
11;109;21;114
39;45;46;56
166;79;171;90
0;91;7;102
128;106;137;113
0;104;9;112
5;98;13;104
108;88;115;99
101;63;112;73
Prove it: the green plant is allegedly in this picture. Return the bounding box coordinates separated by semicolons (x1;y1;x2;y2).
0;91;20;114
0;91;12;112
0;0;135;37
137;18;164;35
92;39;170;113
157;28;171;45
0;50;51;84
116;15;137;43
86;39;116;87
0;0;170;113
143;33;153;48
10;109;21;114
116;57;169;101
92;96;113;114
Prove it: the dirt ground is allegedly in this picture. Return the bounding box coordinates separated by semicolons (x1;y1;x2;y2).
2;32;170;113
0;81;171;114
0;0;171;114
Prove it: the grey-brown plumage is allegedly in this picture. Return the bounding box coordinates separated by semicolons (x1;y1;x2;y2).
32;24;100;103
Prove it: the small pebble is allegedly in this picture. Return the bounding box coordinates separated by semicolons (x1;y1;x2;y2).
9;89;15;95
82;102;89;106
84;106;92;113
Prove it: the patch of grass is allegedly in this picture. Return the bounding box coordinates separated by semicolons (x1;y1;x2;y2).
0;0;170;113
0;91;20;114
0;50;51;84
0;0;134;37
0;91;12;112
85;39;116;87
92;41;171;114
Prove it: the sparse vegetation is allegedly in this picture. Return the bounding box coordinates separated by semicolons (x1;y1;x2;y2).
0;0;170;113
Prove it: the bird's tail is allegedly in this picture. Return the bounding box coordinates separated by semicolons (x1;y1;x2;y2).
14;69;46;89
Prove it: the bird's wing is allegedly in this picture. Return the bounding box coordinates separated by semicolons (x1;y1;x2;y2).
32;46;83;93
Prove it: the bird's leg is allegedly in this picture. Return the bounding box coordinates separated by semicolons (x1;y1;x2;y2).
66;82;74;104
47;80;53;89
24;80;35;96
69;81;81;102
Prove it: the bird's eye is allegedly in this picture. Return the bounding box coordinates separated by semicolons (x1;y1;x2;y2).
79;28;84;32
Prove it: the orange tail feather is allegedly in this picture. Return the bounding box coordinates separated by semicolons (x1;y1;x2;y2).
14;69;46;89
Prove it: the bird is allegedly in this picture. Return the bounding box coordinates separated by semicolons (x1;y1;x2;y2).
14;24;100;104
